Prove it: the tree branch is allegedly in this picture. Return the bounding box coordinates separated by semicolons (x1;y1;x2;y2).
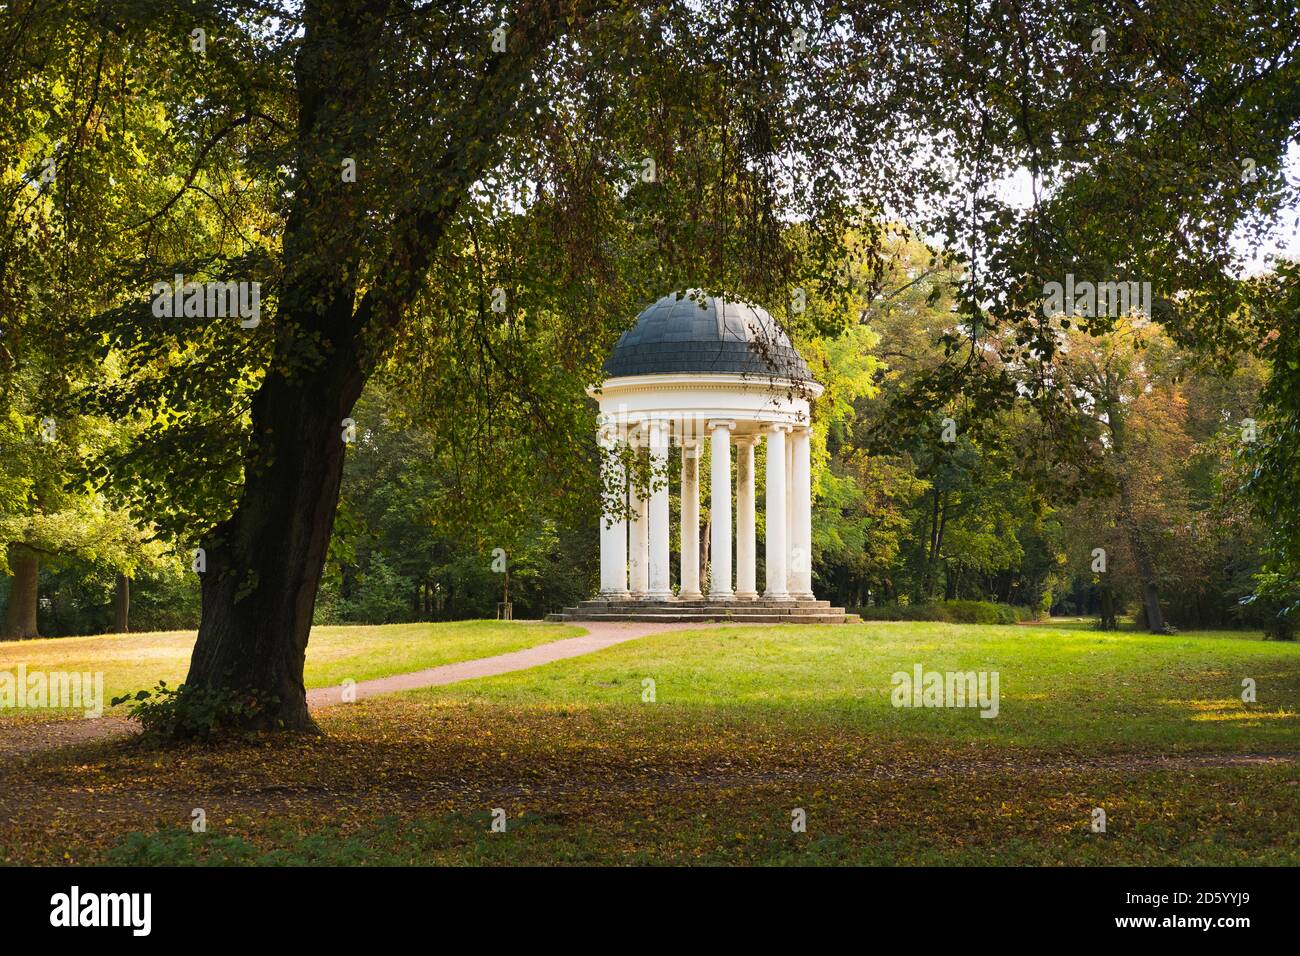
128;113;258;231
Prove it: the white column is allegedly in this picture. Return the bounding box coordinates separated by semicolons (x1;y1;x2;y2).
679;439;702;599
764;424;790;600
598;420;629;598
645;419;673;600
735;435;760;599
785;429;796;595
628;431;649;597
707;420;735;600
791;425;814;599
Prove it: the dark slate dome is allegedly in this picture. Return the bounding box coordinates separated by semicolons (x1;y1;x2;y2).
603;292;812;380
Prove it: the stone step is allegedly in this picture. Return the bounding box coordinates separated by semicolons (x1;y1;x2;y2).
552;612;852;624
563;605;847;617
578;599;832;610
558;605;845;616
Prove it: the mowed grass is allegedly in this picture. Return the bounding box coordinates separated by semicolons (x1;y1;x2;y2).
0;620;579;717
411;620;1300;753
1;619;1297;865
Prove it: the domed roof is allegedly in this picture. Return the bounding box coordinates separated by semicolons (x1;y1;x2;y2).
603;292;812;381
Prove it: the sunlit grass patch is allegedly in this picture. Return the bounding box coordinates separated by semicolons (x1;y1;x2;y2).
413;622;1300;751
0;620;578;717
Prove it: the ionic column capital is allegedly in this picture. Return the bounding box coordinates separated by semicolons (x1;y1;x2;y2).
707;419;737;433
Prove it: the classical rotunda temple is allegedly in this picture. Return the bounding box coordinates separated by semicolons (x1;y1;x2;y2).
549;291;854;624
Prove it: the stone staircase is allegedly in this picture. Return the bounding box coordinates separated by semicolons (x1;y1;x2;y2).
546;597;860;624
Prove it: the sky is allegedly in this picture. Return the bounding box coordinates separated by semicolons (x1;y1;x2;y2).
993;142;1300;277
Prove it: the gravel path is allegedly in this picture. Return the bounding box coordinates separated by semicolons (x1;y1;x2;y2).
306;620;698;706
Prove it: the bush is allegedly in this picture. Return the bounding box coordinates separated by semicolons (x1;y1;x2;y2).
853;600;1028;625
943;600;1005;624
854;604;947;622
112;681;280;741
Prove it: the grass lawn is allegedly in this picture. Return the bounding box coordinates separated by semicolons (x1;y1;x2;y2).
415;619;1300;752
0;619;1296;866
0;620;579;719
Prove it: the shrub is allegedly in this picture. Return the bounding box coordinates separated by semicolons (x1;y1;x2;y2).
852;601;1027;625
112;680;280;741
855;604;946;622
942;600;1000;624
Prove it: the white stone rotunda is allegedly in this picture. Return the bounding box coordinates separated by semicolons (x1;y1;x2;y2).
549;292;855;624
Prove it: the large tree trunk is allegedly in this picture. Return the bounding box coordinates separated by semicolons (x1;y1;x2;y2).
112;572;130;633
180;0;564;732
181;0;375;732
3;544;39;639
187;356;364;731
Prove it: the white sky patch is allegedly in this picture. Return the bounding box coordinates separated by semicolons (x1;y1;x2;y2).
987;143;1300;277
991;164;1040;211
1230;141;1300;276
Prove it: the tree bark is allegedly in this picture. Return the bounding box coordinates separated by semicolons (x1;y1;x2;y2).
112;572;130;633
176;0;589;729
3;544;39;639
180;0;565;731
924;486;940;597
186;353;364;730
